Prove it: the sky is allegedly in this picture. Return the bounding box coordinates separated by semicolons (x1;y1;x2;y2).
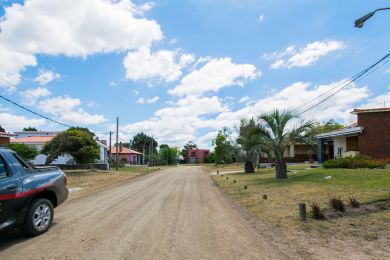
0;0;389;148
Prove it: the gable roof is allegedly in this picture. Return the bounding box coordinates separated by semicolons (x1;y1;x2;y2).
11;136;54;144
110;146;142;155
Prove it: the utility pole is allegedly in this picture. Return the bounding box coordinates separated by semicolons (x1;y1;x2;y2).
108;131;112;170
115;117;119;171
142;146;145;165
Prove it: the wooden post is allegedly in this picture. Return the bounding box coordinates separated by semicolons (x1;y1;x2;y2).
262;194;267;200
299;203;307;221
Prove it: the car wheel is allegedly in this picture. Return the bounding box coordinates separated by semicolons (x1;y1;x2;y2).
22;198;54;236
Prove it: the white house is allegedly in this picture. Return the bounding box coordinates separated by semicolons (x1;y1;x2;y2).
11;131;108;165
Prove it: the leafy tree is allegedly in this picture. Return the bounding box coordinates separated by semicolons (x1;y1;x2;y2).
181;141;197;158
42;127;99;165
23;127;37;131
159;144;178;165
0;125;5;132
257;110;314;179
212;127;235;164
236;118;264;172
6;143;38;161
130;132;158;164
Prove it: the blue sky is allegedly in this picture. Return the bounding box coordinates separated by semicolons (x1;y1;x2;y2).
0;0;389;147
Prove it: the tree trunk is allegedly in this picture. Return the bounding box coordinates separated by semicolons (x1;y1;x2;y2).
275;151;287;179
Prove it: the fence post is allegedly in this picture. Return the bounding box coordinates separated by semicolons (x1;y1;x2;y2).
299;203;307;221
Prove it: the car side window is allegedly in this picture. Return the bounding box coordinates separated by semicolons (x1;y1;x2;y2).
12;154;30;169
0;156;8;179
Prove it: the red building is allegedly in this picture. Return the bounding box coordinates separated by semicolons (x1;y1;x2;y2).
317;107;390;162
187;148;210;163
0;132;16;145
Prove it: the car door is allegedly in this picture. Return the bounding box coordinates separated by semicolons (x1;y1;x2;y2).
0;155;21;224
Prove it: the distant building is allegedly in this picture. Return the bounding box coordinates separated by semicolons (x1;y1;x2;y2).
11;131;108;165
317;107;390;162
110;143;143;164
187;148;210;163
0;132;16;145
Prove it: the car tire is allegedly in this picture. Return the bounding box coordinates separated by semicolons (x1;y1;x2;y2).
22;198;54;236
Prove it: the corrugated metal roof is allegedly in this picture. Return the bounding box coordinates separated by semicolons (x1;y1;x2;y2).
317;125;364;138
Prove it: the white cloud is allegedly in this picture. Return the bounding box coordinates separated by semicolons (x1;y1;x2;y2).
0;0;162;86
264;40;345;69
360;91;390;108
38;96;106;125
124;47;195;83
21;86;52;105
258;14;265;23
168;57;259;97
132;90;140;96
0;113;46;131
137;96;160;104
109;81;117;87
120;79;370;148
34;69;60;85
239;96;251;104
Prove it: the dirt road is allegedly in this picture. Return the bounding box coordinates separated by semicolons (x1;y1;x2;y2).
0;166;290;260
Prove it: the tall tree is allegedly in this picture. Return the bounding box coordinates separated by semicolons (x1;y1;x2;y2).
23;127;38;131
42;127;99;165
130;133;157;153
212;127;235;164
159;144;178;165
257;110;314;179
181;141;197;158
6;143;38;161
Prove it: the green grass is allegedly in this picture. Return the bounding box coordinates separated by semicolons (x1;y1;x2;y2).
212;166;390;241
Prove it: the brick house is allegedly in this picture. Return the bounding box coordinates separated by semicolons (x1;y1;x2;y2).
0;132;16;145
187;148;210;163
317;107;390;162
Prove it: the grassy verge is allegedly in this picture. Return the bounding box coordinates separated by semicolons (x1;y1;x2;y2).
212;166;390;249
65;166;163;199
201;163;245;173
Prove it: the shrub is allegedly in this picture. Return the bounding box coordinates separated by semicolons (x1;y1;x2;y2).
323;155;387;169
349;197;360;208
329;197;345;212
310;203;325;220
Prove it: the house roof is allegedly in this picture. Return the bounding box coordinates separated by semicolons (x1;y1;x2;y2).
14;131;61;135
351;107;390;114
317;124;364;138
11;136;54;144
96;140;108;149
110;146;142;155
0;132;16;137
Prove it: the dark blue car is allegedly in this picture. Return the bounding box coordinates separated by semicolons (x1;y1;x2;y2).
0;146;68;236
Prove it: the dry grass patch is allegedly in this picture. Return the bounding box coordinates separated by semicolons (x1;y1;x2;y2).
212;167;390;256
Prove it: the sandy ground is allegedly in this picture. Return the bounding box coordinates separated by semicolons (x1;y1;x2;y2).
0;166;294;260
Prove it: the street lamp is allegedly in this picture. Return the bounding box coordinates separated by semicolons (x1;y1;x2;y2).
355;8;390;28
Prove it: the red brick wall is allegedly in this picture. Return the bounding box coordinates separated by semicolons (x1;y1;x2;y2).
0;137;10;145
358;111;390;159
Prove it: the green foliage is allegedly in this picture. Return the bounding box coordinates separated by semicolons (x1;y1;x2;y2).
6;143;38;161
181;141;197;158
0;125;5;132
257;110;314;178
207;152;216;163
212;127;236;164
23;127;37;131
42;127;99;165
159;144;178;165
236;118;264;167
323;155;387;169
130;132;157;153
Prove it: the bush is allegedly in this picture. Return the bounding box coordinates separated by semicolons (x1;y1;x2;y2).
310;203;324;220
329;197;345;212
349;197;360;208
323;155;387;169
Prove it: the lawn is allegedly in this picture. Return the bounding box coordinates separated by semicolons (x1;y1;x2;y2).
201;163;245;173
65;166;162;199
212;166;390;255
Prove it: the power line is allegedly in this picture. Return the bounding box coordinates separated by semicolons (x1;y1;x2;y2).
297;52;390;116
0;94;73;128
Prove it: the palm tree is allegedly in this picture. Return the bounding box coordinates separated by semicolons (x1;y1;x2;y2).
257;110;314;179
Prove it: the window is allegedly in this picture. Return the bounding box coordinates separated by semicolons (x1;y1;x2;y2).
191;151;196;157
12;153;30;169
346;136;359;152
0;156;8;179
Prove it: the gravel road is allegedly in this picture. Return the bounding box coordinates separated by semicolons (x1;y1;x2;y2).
0;166;289;260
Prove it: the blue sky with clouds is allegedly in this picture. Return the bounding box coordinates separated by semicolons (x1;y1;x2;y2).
0;0;389;147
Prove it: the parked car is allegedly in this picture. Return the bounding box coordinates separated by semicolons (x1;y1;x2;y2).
0;146;68;236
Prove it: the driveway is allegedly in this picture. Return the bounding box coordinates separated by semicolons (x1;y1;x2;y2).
0;166;289;259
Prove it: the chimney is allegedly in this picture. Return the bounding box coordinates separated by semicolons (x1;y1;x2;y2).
119;142;123;152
